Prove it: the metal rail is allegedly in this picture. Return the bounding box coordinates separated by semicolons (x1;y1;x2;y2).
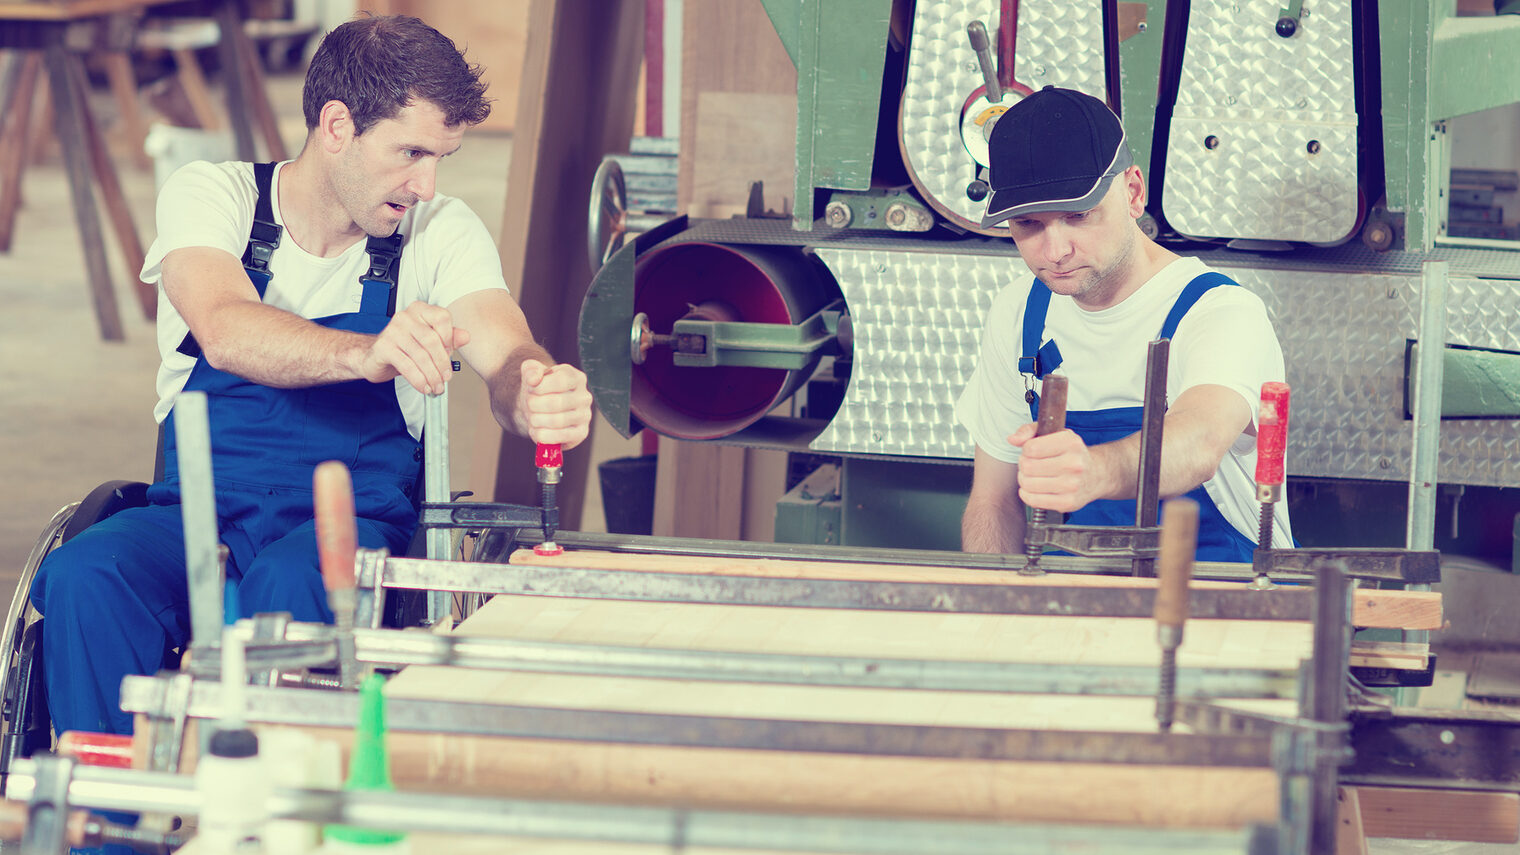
370;555;1325;620
5;758;1273;855
119;676;1275;766
183;622;1300;699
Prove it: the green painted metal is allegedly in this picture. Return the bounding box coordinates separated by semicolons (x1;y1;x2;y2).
790;0;894;230
760;0;801;67
1430;15;1520;121
1117;0;1168;206
577;240;639;438
1378;2;1438;252
1408;343;1520;418
821;188;935;232
839;457;972;550
774;464;842;545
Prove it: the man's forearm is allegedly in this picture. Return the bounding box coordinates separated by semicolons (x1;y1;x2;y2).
488;343;555;435
962;496;1026;554
198;302;371;388
1090;418;1228;502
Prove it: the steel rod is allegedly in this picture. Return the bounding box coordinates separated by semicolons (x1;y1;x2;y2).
1133;340;1169;577
173;391;224;649
1403;260;1446;689
422;389;452;626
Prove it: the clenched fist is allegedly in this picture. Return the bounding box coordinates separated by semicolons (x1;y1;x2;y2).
517;359;593;450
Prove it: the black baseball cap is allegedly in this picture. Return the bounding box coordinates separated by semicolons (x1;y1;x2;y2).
980;86;1133;228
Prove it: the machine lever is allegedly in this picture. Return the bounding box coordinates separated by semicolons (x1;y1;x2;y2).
966;21;1003;105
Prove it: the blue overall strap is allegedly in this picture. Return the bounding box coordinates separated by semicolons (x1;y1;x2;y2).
360;232;405;317
1157;271;1238;340
1020;279;1064;420
178;162;282;358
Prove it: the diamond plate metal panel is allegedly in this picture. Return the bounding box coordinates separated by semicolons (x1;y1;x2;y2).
811;248;1017;458
1160;1;1360;243
900;0;1106;231
811;247;1520;488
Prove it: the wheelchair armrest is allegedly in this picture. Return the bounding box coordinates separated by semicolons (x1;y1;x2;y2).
59;481;150;545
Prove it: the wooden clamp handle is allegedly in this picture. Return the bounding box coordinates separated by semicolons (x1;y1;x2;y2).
1035;375;1068;437
314;460;358;593
1154;497;1200;629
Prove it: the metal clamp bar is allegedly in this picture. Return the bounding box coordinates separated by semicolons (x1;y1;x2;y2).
1029;524;1162;560
1133;339;1169;577
186;623;1301;700
118;676;1274;766
1252;548;1440;585
374;556;1319;621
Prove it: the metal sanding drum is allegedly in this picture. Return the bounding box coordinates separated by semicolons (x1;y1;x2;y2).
630;242;839;440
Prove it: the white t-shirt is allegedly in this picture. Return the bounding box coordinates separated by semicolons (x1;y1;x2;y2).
955;256;1293;547
140;160;510;440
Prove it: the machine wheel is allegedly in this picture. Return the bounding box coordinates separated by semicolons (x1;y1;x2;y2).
587;156;628;273
0;481;148;793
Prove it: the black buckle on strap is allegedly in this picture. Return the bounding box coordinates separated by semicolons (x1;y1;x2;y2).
364;233;404;286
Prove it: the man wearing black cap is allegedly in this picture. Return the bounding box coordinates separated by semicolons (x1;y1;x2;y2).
956;87;1291;560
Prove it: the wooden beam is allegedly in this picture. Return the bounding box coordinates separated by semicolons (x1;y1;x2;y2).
510;549;1445;630
161;717;1279;829
486;0;644;530
1354;786;1520;843
1337;786;1369;855
1347;640;1430;671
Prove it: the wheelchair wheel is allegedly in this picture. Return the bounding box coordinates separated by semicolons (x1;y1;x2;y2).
0;481;149;793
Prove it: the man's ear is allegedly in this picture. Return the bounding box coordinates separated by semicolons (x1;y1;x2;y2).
1124;165;1147;218
317;100;354;153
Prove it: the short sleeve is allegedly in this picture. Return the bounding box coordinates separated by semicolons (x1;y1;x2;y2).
406;196;511;308
955;282;1035;463
1170;287;1286;431
140;161;254;286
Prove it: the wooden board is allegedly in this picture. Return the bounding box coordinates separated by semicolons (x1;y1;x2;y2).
357;591;1290;828
509;549;1445;631
1355;786;1520;843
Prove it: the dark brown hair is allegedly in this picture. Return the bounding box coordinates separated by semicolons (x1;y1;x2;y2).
302;14;491;135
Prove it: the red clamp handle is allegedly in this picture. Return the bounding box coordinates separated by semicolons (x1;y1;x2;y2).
1255;382;1291;487
535;443;563;469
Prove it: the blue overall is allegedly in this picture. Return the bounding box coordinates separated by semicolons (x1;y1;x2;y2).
1020;271;1257;562
31;162;422;741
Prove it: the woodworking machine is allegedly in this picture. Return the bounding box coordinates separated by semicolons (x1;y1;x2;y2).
580;0;1520;564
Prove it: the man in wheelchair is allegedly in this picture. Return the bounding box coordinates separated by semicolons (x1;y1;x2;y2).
29;14;593;741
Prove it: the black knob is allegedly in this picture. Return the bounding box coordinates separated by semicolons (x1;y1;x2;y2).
966;180;990;202
1275;17;1298;37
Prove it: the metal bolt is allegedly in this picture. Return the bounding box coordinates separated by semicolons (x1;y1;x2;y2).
1137;22;1147;31
1036;65;1048;76
1306;140;1322;155
1204;135;1221;150
1225;95;1237;106
1440;730;1456;744
885;204;907;227
1379;458;1392;470
824;201;852;229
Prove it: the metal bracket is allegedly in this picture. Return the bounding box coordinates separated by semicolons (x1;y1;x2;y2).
669;299;848;369
1253;548;1441;585
1026;523;1162;560
22;754;71;855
